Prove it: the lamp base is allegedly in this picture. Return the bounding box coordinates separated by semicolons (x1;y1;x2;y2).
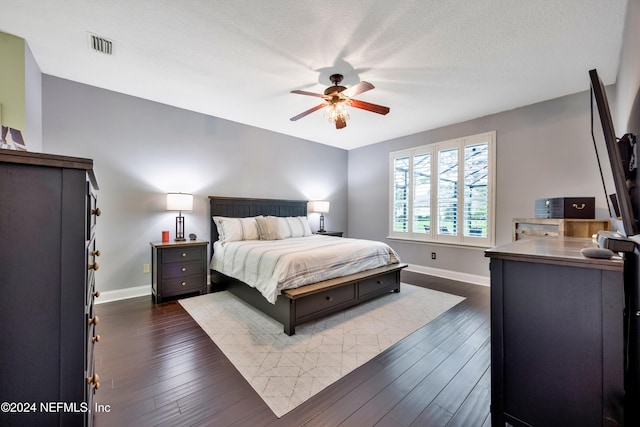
175;214;186;242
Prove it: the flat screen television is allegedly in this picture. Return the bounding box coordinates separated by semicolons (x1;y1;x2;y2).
589;68;639;237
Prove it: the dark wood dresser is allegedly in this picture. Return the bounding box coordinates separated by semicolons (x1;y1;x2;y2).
0;150;100;426
486;237;625;426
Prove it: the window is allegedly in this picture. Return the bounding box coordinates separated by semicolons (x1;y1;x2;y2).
389;131;496;247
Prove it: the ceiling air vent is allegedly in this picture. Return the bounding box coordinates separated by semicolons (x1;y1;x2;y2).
87;32;113;55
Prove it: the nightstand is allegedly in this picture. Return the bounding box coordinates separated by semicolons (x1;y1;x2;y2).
315;231;344;237
150;240;208;303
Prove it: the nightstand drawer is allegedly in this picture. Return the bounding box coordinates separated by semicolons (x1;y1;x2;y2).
161;274;205;295
161;259;204;279
163;247;202;262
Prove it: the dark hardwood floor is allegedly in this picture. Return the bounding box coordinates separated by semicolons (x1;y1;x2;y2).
94;271;491;426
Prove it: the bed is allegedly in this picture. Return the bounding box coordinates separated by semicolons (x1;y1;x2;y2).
209;196;407;335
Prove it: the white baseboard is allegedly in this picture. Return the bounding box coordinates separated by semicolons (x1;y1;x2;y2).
406;264;490;287
95;285;151;304
95;270;487;305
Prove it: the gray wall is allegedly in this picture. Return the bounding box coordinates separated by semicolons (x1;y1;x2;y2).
616;0;640;136
348;89;606;278
42;76;348;293
24;42;42;152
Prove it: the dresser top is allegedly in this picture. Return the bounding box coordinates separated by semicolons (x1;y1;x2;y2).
1;149;91;168
485;237;624;271
0;150;97;188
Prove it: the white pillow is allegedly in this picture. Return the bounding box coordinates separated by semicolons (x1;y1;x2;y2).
256;216;283;240
212;216;260;243
277;216;313;238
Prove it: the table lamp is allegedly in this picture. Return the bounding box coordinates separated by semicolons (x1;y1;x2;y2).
166;193;193;242
309;200;330;232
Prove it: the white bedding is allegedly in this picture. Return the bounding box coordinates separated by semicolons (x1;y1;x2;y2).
211;235;400;303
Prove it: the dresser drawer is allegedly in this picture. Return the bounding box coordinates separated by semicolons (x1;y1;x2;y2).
86;181;100;240
296;284;356;319
162;247;203;263
85;333;98;413
359;271;399;298
86;321;97;376
161;274;206;296
86;238;100;304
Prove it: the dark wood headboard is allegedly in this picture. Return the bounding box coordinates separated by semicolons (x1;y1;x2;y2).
208;196;308;249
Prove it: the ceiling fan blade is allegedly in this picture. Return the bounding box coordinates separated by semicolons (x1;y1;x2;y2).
291;90;327;98
335;116;347;129
342;81;375;98
290;104;326;121
350;99;390;115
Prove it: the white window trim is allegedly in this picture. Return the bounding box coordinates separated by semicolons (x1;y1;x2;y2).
388;131;496;248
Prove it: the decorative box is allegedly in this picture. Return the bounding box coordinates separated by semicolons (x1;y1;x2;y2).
535;197;595;219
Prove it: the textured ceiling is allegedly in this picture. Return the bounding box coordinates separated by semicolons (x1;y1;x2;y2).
0;0;629;150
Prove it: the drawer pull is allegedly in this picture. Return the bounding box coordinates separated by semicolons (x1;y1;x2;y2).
325;296;333;302
92;335;101;343
88;262;100;271
87;373;100;390
572;203;586;210
88;316;100;326
181;267;187;272
181;252;187;257
181;281;187;286
91;250;101;257
91;207;102;217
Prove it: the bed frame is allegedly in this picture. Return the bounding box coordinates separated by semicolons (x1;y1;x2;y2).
209;196;407;335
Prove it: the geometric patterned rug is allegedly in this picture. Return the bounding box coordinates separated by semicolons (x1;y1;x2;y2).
179;284;464;417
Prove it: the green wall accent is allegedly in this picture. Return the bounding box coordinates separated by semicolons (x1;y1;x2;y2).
0;32;26;131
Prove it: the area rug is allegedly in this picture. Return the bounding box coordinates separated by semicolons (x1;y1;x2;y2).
179;284;464;417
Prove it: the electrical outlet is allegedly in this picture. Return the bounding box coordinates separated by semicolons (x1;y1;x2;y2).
431;252;436;260
143;263;150;273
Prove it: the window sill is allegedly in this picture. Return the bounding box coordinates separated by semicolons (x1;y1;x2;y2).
387;236;493;250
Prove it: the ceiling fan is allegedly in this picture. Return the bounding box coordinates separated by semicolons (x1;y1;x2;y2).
290;74;390;129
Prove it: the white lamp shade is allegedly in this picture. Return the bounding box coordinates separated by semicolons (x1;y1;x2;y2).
308;200;330;214
166;193;193;211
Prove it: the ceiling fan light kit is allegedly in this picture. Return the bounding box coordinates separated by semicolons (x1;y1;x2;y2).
290;74;390;130
324;100;350;128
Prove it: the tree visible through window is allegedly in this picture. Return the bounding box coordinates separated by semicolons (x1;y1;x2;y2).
389;131;495;246
393;156;409;233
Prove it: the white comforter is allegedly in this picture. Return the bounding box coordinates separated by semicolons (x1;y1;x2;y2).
211;235;400;303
